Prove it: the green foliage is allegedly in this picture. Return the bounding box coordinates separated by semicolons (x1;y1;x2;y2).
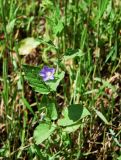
46;4;64;36
34;123;56;144
109;129;121;147
94;109;110;125
23;65;50;94
117;156;121;160
47;102;58;120
46;71;65;92
95;0;109;23
23;65;65;94
22;97;35;116
34;103;90;144
1;0;121;159
6;19;16;34
58;104;90;126
63;123;81;133
63;48;84;60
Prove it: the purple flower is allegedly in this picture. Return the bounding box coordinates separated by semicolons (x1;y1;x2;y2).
39;66;55;81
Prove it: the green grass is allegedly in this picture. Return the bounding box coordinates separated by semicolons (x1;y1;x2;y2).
0;0;121;159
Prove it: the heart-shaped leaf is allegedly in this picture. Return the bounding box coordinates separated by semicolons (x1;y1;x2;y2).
34;123;56;144
58;104;90;126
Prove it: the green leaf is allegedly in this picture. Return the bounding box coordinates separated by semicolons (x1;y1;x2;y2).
34;123;56;144
94;77;115;92
117;156;121;160
53;21;63;35
58;104;90;126
47;102;58;120
37;38;57;50
6;19;16;34
46;5;64;36
109;129;121;147
105;47;115;63
23;65;50;94
22;97;35;116
63;48;84;60
18;37;40;55
63;123;81;133
94;0;109;23
46;71;65;92
94;109;110;125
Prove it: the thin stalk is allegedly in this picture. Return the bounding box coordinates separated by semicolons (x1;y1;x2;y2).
76;124;84;160
64;0;68;51
15;44;26;158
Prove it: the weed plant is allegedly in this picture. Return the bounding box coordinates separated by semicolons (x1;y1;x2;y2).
0;0;121;159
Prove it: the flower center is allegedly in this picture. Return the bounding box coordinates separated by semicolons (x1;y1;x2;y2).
47;71;52;77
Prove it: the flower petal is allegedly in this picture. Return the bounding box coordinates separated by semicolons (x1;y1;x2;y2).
49;76;54;80
49;68;55;74
43;76;50;81
39;66;55;81
39;71;46;77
